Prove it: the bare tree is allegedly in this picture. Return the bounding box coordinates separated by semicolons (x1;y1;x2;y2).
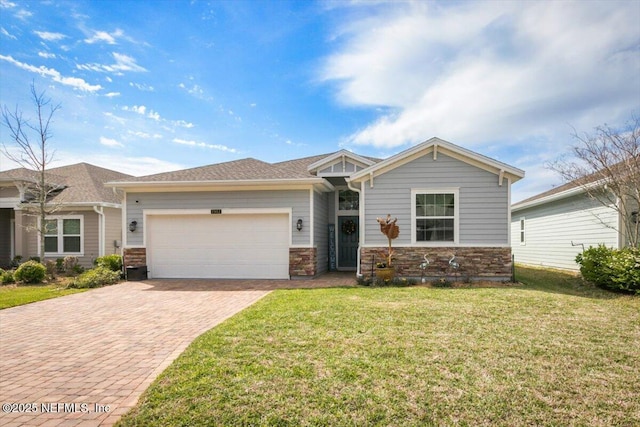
1;83;62;259
548;116;640;247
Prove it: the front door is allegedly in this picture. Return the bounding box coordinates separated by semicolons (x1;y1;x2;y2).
338;216;359;269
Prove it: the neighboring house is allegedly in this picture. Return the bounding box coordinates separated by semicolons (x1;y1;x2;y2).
511;175;637;271
0;163;132;268
106;137;524;280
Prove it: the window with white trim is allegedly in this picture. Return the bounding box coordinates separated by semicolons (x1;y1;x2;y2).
43;216;83;255
413;190;458;242
519;217;525;245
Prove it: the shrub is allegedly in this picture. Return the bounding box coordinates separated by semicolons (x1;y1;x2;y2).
29;256;41;263
1;269;15;284
71;267;120;289
14;260;47;284
45;260;57;277
10;255;23;268
432;278;453;288
56;258;65;273
95;254;123;272
63;256;79;275
576;245;640;293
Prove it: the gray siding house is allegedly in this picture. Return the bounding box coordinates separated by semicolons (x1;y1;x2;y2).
0;163;131;268
511;176;635;271
107;138;524;280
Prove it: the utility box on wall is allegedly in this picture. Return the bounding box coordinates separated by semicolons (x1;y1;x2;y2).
126;265;148;281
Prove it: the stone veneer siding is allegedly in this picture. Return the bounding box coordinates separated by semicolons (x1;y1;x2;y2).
360;247;513;280
123;248;147;268
289;248;317;277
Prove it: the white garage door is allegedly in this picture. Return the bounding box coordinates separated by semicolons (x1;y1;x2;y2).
147;213;290;279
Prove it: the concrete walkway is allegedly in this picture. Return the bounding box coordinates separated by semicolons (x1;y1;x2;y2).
0;274;356;426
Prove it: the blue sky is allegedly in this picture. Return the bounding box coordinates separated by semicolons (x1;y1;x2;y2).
1;0;638;203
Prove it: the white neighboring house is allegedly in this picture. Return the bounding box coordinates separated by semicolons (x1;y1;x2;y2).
511;179;637;271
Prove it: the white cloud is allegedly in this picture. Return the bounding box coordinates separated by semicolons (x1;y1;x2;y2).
0;54;102;92
34;30;66;41
77;52;147;74
172;119;194;128
128;130;162;139
99;136;124;147
103;112;127;124
104;92;120;97
129;81;154;91
38;51;56;59
15;9;32;20
321;1;640;149
1;27;16;39
122;105;194;129
0;0;17;8
84;28;123;45
173;138;237;153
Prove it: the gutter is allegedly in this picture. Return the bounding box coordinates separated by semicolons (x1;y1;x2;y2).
346;178;363;279
93;206;105;257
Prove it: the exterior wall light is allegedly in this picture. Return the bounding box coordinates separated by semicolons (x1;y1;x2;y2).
129;220;138;232
296;218;303;231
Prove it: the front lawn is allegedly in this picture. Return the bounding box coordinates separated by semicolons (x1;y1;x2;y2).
0;282;88;309
117;267;639;426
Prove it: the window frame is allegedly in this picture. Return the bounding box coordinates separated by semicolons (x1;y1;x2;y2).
40;215;84;256
411;188;459;245
519;217;526;245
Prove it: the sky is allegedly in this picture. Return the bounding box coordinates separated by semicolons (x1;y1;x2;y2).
0;0;638;203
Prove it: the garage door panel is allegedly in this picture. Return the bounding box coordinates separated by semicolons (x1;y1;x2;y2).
147;214;290;279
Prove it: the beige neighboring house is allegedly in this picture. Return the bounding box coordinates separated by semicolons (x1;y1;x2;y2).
0;163;132;268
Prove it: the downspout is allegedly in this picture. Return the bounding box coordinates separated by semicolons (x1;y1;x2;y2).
346;178;363;278
93;206;105;257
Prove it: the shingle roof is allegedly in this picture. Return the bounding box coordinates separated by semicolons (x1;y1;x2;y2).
512;159;633;209
0;163;132;205
112;152;383;184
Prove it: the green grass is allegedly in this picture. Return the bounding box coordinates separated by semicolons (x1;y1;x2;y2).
0;282;87;309
117;266;640;426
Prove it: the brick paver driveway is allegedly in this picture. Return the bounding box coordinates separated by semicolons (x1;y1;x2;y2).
0;279;286;426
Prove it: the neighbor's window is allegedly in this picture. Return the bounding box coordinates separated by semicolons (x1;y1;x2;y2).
44;216;83;254
415;192;456;242
520;217;526;245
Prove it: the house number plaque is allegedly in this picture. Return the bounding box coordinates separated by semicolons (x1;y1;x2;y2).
210;209;222;214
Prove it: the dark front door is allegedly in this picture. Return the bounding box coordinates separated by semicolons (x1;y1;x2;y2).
338;216;359;269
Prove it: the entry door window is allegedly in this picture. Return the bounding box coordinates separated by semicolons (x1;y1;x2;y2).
338;190;359;211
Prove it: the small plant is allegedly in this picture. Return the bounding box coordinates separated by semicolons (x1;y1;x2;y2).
432;278;452;288
70;266;120;289
55;258;65;273
1;269;15;284
45;260;57;277
14;260;47;284
29;256;41;263
63;256;79;275
10;255;23;268
94;254;123;273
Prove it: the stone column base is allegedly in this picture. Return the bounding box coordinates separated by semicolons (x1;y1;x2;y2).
289;248;317;278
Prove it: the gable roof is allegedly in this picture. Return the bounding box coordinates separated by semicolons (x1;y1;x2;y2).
348;137;525;184
511;159;633;211
306;149;378;174
0;163;131;206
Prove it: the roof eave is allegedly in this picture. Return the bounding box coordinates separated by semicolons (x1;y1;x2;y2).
511;179;606;212
106;178;333;191
349;137;525;182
